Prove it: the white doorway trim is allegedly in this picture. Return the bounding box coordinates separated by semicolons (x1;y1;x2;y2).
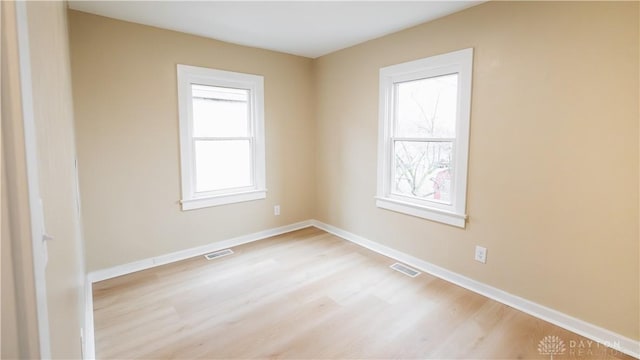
14;1;52;357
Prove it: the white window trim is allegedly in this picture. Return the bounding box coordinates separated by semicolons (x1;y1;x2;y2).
177;64;266;211
376;48;473;228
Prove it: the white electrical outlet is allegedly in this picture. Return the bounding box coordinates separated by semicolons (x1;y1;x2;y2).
475;245;487;264
274;205;280;216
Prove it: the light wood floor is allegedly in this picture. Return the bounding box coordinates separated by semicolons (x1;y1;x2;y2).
93;227;634;359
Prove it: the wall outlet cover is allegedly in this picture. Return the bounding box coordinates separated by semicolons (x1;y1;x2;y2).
475;245;487;264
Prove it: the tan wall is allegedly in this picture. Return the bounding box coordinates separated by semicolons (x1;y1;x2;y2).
1;2;20;356
314;1;639;340
68;11;316;272
2;1;41;357
1;166;20;359
25;2;86;358
69;1;638;342
2;2;84;357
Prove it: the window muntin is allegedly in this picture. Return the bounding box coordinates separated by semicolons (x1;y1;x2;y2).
177;65;266;210
377;49;473;227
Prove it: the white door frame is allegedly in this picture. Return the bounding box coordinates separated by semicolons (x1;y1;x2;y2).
14;1;52;357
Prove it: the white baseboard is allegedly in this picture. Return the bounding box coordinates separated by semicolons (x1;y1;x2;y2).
83;220;313;359
310;219;640;359
83;278;95;360
87;220;313;283
83;218;639;359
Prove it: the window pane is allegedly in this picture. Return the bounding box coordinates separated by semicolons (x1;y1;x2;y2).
192;85;249;137
393;141;453;204
395;73;458;138
195;140;252;192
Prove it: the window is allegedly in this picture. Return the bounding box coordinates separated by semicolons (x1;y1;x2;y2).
376;48;473;227
177;64;266;210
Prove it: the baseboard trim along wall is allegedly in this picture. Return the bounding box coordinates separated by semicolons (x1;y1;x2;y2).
309;220;640;359
86;220;314;283
83;219;639;359
83;279;95;360
83;220;314;359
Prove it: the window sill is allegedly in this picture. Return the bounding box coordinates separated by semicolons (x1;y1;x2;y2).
181;189;266;211
375;196;467;228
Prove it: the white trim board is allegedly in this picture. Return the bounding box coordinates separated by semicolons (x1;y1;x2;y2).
83;219;639;359
83;279;95;360
84;220;313;359
310;220;640;359
87;220;313;283
16;1;52;357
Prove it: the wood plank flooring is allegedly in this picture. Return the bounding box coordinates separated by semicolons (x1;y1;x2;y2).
93;227;634;359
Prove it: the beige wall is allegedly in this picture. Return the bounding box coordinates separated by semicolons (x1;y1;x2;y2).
26;2;86;358
69;1;639;343
1;167;20;359
314;1;639;340
2;1;86;358
1;2;20;356
2;1;41;357
68;11;316;272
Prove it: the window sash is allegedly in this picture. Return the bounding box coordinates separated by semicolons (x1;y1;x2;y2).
389;139;456;207
190;84;257;195
392;74;459;140
191;138;256;197
191;96;252;138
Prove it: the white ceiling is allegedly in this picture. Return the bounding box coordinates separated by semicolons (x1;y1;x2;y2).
67;1;482;58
